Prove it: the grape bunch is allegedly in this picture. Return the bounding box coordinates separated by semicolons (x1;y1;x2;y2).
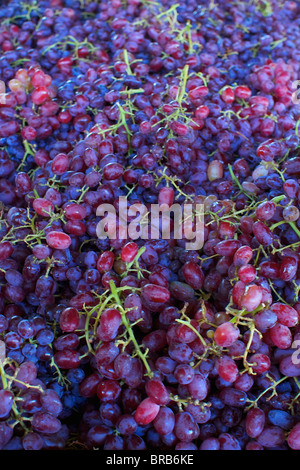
0;0;299;451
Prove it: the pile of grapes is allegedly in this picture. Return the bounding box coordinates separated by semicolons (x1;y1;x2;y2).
0;0;300;451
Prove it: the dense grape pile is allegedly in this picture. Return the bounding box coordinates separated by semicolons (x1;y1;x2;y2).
0;0;300;451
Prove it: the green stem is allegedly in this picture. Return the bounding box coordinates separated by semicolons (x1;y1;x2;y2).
17;140;36;171
0;361;8;389
175;318;207;347
176;64;189;105
121;246;146;278
116;102;132;139
271;195;286;204
288;221;300;239
268;279;289;304
119;88;144;95
296;119;300;137
246;375;288;411
270;220;300;238
123;48;133;76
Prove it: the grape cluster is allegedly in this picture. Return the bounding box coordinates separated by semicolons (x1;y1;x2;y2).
0;0;299;451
